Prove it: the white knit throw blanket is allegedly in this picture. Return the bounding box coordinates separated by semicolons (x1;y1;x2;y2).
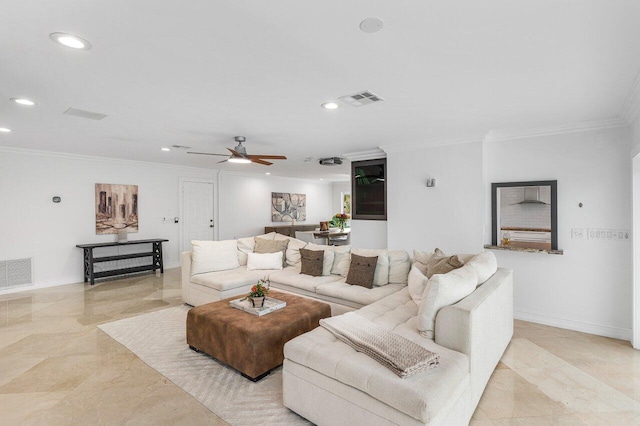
320;313;440;378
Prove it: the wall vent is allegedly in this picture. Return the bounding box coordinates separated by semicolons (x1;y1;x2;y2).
0;258;33;289
63;107;108;121
339;90;384;107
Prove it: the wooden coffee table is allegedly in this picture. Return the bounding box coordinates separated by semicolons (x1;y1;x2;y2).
186;290;331;381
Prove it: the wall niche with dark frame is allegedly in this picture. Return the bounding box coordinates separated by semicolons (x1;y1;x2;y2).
487;180;563;254
351;158;387;220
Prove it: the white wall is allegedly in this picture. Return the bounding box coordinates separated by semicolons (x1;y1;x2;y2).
217;172;333;240
485;127;633;339
0;149;215;288
386;141;485;253
349;220;387;249
331;181;350;215
0;149;333;291
634;154;640;347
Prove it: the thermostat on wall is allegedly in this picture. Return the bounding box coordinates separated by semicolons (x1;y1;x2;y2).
52;196;61;203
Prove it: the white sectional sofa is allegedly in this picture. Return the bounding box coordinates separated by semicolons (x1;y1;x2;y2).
181;232;514;425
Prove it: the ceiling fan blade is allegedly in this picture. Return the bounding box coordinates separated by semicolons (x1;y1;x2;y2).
227;148;241;156
247;155;287;160
187;152;229;156
217;159;228;164
251;158;273;166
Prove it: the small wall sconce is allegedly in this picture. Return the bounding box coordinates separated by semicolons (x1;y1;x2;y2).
426;178;436;188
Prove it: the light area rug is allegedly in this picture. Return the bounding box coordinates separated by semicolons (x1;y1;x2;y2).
98;305;309;425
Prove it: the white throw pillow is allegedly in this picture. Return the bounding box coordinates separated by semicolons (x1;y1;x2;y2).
466;251;498;285
236;232;277;266
246;251;283;271
417;265;478;339
330;246;351;277
408;266;428;305
303;243;336;275
388;250;411;285
352;248;389;286
191;240;240;275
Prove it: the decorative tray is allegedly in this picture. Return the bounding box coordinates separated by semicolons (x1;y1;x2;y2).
229;296;286;316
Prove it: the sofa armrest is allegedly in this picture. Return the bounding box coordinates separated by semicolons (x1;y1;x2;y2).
435;267;513;407
181;251;192;304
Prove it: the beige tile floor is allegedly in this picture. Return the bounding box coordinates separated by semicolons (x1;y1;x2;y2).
0;269;639;425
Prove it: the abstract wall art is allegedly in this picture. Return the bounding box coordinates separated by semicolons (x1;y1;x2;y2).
95;183;139;234
271;192;306;222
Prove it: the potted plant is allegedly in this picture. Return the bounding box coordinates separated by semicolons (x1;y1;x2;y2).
332;213;351;231
245;278;269;308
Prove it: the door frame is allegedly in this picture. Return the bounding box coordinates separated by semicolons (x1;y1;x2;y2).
179;176;219;254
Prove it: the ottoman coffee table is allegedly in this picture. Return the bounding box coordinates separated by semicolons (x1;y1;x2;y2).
186;290;331;381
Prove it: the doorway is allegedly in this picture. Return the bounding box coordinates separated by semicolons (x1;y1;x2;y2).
180;179;216;253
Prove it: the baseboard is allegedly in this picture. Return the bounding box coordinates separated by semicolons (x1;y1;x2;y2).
0;275;84;296
514;309;632;342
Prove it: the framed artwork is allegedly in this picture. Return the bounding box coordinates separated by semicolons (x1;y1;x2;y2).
341;192;351;214
491;180;558;250
95;183;139;234
271;192;306;222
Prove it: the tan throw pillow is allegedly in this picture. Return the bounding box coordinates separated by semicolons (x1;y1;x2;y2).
425;248;464;278
345;254;378;289
254;237;289;267
299;248;324;277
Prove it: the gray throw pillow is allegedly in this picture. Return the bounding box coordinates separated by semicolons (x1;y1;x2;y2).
254;237;289;267
425;248;463;278
345;254;378;289
299;248;324;277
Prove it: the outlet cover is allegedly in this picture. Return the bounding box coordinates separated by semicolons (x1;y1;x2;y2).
571;228;585;239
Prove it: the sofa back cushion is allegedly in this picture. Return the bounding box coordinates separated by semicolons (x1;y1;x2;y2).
388;250;411;285
254;237;289;267
237;232;277;265
345;253;378;288
274;233;307;267
407;265;429;304
246;251;283;271
465;251;498;285
417;264;478;339
352;248;389;286
191;239;240;275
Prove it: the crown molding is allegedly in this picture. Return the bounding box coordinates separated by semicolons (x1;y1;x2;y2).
621;70;640;125
380;136;483;154
484;117;628;143
342;148;386;161
0;145;216;173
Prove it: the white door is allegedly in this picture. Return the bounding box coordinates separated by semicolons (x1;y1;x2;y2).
182;181;214;251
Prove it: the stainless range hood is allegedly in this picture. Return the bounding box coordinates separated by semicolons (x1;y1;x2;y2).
515;187;548;205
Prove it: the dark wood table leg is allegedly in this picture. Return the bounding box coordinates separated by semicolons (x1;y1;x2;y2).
153;241;165;273
88;248;95;285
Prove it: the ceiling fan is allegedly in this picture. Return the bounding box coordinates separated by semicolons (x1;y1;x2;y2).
187;136;287;166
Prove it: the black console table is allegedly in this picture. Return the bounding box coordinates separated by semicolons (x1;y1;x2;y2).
76;239;168;285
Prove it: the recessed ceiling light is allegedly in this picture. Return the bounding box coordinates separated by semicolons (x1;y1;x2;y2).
0;127;11;133
228;157;252;164
161;147;171;152
360;18;384;33
320;178;324;181
49;32;92;50
321;102;339;110
11;98;35;106
265;172;271;175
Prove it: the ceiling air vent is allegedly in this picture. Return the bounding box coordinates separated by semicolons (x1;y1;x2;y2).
338;90;384;107
63;107;108;121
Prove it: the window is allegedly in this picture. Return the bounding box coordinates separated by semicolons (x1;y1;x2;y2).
351;158;387;220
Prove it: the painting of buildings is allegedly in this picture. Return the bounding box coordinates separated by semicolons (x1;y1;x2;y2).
95;183;139;234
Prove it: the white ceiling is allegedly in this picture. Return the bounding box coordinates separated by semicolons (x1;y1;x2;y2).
1;1;639;180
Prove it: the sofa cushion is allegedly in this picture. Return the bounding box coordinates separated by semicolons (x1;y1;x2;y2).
345;254;377;288
190;266;274;292
303;243;336;276
418;265;478;339
424;248;464;278
284;290;470;424
316;280;406;306
237;232;277;265
388;250;411;285
269;268;343;293
254;237;289;267
299;248;324;277
352;248;389;286
274;233;307;267
407;266;428;304
247;252;283;271
466;251;498;285
190;240;240;275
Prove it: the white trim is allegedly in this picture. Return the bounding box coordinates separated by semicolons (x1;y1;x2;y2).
484;118;628;143
380;137;483;154
514;309;632;342
342;148;386;161
179;176;219;254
